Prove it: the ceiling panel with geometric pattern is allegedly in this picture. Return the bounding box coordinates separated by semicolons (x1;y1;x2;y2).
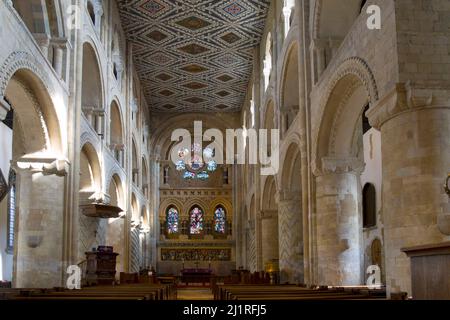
117;0;270;113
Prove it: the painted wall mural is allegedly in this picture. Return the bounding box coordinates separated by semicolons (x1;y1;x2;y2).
161;248;232;261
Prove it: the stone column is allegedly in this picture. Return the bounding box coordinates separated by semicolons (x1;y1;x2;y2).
367;84;450;295
33;33;50;59
278;192;303;284
50;38;68;78
314;157;364;286
14;159;68;288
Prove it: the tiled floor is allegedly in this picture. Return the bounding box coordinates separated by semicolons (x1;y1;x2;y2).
177;288;214;300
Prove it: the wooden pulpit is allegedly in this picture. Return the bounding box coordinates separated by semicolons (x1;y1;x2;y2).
85;246;119;286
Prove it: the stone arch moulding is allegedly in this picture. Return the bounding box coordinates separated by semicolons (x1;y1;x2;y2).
105;167;126;194
80;131;101;154
313;57;379;173
279;140;302;192
277;37;300;108
261;97;276;127
320;57;379;109
208;198;233;219
158;199;184;217
0;51;64;155
183;199;208;217
82;39;105;108
80;141;103;191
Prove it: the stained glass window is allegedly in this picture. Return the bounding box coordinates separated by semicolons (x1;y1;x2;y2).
167;206;179;234
214;206;226;234
176;143;217;180
190;206;203;235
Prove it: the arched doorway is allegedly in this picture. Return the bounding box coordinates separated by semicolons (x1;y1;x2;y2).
278;143;303;284
280;44;299;136
81;43;104;137
109;101;124;166
314;60;379;286
0;68;63;288
78;143;104;263
261;176;279;270
105;174;125;278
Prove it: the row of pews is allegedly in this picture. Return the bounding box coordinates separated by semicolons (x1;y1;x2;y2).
0;282;176;300
214;284;390;300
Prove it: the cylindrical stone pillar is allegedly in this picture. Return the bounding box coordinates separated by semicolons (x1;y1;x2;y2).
368;87;450;296
314;161;363;286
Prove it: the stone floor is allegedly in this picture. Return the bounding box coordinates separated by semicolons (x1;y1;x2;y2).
177;288;214;300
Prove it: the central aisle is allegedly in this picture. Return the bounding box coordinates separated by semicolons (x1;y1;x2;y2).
177;288;214;300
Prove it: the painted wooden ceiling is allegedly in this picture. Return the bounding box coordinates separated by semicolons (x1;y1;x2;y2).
117;0;270;113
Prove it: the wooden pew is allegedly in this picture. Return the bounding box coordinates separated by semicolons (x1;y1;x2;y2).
215;284;387;301
0;283;176;301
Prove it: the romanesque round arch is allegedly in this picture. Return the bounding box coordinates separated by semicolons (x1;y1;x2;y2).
279;140;302;193
80;141;102;192
314;57;379;171
277;37;299;108
107;173;124;209
81;40;105;110
312;0;365;40
0;51;62;154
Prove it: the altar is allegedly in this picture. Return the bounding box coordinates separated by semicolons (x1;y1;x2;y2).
180;268;213;286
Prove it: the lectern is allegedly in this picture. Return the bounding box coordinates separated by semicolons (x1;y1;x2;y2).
402;242;450;300
85;246;119;286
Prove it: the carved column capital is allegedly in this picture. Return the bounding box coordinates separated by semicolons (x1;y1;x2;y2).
367;82;450;130
313;157;365;176
15;157;70;177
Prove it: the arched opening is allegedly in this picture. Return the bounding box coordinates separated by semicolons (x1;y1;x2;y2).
87;1;96;25
283;0;295;37
81;43;104;135
1;69;64;287
131;139;139;186
278;143;303;283
142;158;148;196
263;33;272;90
214;205;227;235
131;193;139;223
166;206;179;236
12;0;49;35
362;183;376;228
281;44;299;136
109;101;124;166
261;176;279;270
315;65;380;286
106;174;125;278
77;142;105;270
79;143;102;199
189;205;204;236
312;0;365;80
